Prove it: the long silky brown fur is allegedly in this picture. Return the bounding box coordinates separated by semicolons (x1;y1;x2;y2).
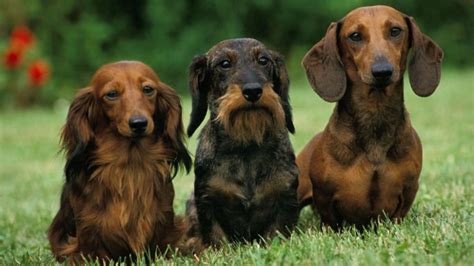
215;84;285;144
48;61;191;263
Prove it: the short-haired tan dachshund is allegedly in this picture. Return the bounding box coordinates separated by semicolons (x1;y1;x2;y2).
297;5;443;230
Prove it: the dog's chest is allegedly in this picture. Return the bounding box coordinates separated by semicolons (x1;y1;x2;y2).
323;154;420;219
206;151;295;209
83;155;170;251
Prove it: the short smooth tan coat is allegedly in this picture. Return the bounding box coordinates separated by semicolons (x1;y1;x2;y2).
297;6;443;229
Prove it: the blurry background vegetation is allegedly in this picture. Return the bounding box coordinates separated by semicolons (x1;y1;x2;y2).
0;0;473;107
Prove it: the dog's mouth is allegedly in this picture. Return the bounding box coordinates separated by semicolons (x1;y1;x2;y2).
229;105;273;120
215;85;286;144
224;105;279;145
117;126;152;140
373;79;392;89
116;131;147;141
130;131;147;139
237;104;271;112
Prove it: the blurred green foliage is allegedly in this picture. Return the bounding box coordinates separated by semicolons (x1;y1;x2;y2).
0;0;472;103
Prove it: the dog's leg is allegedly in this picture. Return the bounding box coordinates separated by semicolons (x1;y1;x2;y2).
48;202;111;264
196;205;221;245
313;189;342;231
274;197;299;238
48;186;78;262
393;180;419;220
181;194;206;254
69;219;135;262
260;186;299;240
194;186;216;245
280;184;300;234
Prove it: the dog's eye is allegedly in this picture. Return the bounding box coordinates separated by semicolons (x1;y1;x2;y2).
390;27;402;37
105;90;119;100
219;60;231;69
349;32;362;42
143;85;155;96
258;56;269;66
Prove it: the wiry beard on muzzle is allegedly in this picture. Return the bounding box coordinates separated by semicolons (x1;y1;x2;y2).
215;84;285;145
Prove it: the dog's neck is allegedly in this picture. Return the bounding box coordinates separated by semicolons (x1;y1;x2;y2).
101;131;171;155
329;80;408;164
210;107;287;148
89;132;174;182
207;118;287;150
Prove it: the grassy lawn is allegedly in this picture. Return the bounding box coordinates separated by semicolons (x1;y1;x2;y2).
0;68;473;265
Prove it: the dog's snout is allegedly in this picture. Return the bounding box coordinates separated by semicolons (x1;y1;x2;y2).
242;83;263;102
371;59;393;86
129;115;148;134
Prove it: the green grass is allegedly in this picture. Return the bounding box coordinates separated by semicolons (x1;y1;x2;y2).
1;68;473;265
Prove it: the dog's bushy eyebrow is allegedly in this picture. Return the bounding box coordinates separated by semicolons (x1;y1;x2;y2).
342;23;365;35
210;48;237;65
250;46;270;57
383;19;405;29
137;76;159;86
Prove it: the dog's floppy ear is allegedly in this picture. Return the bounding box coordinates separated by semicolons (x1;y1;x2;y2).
155;81;192;175
187;55;209;137
61;87;99;180
270;50;295;134
405;16;443;97
302;22;346;102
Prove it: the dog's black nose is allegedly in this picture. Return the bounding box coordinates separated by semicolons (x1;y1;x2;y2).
371;62;393;85
242;83;263;102
129;116;148;134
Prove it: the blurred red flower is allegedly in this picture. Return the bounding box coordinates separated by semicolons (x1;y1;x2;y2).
10;26;35;51
28;60;50;87
3;47;23;69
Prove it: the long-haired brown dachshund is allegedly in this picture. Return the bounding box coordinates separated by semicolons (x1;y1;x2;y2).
48;61;191;262
298;6;443;230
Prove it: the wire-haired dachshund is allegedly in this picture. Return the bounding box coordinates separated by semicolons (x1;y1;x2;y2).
185;38;299;248
297;5;443;230
48;61;191;262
